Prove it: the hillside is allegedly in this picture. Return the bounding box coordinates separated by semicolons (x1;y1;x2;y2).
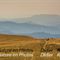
0;34;60;60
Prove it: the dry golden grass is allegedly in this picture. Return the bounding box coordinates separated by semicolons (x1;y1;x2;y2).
0;34;60;60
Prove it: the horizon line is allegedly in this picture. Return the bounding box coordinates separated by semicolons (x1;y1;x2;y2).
0;14;60;19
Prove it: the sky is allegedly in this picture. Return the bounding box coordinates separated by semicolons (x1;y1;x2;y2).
0;0;60;18
0;0;60;26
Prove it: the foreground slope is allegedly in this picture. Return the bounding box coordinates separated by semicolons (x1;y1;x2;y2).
0;34;60;60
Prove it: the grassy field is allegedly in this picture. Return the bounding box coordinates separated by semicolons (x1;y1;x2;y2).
0;34;60;60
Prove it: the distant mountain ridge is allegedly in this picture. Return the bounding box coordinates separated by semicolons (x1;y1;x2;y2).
30;32;60;38
0;21;59;34
0;15;60;38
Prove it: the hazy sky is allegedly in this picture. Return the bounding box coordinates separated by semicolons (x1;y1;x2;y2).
0;0;60;18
